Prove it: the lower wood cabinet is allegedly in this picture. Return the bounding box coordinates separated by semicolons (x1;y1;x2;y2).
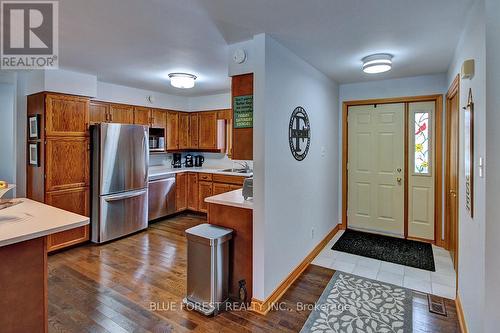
213;182;231;195
176;173;187;211
44;187;90;252
187;173;199;211
198;181;213;213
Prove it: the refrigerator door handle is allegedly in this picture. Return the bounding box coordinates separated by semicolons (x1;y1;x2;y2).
104;189;147;202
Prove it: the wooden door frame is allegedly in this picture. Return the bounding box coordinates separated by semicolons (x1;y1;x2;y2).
444;75;460;253
341;94;443;246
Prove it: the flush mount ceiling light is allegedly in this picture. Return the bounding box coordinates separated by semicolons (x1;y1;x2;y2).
362;54;393;74
168;73;197;89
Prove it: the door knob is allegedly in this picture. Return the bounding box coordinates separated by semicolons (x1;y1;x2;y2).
450;190;457;197
397;177;402;184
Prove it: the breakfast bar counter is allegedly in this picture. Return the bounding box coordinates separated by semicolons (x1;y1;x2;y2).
0;199;89;333
205;190;253;303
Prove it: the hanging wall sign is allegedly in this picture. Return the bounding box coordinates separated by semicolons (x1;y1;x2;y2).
233;95;253;128
289;106;311;161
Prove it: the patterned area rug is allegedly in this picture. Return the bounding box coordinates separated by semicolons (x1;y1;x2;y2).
300;272;412;333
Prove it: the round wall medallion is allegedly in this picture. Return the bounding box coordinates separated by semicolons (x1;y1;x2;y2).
288;106;311;161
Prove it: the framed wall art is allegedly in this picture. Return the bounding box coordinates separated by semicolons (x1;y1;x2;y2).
464;88;474;217
28;115;40;139
28;143;40;167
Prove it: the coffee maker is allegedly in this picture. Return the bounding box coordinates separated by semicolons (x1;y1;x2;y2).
185;154;194;167
172;153;182;168
194;155;204;167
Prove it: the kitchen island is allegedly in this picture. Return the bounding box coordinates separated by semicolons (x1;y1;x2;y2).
205;189;253;303
0;199;89;333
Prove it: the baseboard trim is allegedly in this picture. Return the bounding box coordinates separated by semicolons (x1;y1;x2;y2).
456;294;468;333
250;224;340;315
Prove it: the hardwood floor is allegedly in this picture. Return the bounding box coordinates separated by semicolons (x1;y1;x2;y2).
48;213;459;332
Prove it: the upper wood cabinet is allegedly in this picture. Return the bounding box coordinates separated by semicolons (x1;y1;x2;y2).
45;137;89;192
45;94;89;136
109;104;134;124
89;101;109;124
151;109;166;129
199;111;218;149
189;113;199;149
133;106;150;126
166;111;179;150
178;112;190;149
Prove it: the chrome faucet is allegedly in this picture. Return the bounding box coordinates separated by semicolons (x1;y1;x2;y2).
234;161;251;172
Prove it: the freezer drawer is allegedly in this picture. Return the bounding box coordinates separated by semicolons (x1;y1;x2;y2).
92;188;148;243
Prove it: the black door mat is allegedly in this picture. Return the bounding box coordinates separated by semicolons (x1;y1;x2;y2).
331;229;435;271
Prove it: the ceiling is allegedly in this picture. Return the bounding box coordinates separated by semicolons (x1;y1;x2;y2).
59;0;474;96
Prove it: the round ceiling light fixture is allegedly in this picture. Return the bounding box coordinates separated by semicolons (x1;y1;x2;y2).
362;54;393;74
168;73;197;89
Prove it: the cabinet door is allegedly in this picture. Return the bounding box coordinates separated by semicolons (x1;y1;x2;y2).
178;113;190;149
166;111;179;150
198;181;213;213
176;173;187;211
89;101;109;124
109;104;134;124
213;182;231;195
134;106;151;126
187;173;198;211
189;113;199;148
198;111;217;149
151;109;166;129
45;187;90;252
230;184;242;191
45;137;89;192
45;94;89;136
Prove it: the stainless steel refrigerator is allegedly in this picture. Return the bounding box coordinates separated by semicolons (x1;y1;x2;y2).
91;123;149;243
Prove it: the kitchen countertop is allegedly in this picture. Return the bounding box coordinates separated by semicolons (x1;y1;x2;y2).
205;189;253;210
148;165;253;181
0;198;89;247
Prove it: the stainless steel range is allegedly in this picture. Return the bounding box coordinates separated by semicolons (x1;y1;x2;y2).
91;123;149;243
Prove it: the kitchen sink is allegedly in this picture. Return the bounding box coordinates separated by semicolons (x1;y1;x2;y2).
219;168;252;174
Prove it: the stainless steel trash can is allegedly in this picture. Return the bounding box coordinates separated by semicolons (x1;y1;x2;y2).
183;223;233;315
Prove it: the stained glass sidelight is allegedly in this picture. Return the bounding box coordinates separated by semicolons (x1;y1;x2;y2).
414;112;430;174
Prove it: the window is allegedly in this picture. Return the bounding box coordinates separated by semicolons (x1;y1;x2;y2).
414;112;430;174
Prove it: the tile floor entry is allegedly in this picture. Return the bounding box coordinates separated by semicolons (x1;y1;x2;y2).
312;230;457;300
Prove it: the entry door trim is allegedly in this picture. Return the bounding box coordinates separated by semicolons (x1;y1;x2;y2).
341;95;443;246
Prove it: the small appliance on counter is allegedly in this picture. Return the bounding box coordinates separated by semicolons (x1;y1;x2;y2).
194;155;204;167
148;128;165;151
185;154;194;167
242;177;253;200
172;153;182;168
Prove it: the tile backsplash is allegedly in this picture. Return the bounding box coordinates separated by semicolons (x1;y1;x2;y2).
149;152;252;170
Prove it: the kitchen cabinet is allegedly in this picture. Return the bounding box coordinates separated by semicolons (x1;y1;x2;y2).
151;109;166;129
198;111;218;149
45;137;89;192
166;111;179;150
27;92;91;252
45;94;89;136
176;173;187;211
213;182;231;195
187;173;198;211
189;113;199;148
133;106;150;126
178;112;190;149
198;181;213;213
109;103;134;124
90;101;109;124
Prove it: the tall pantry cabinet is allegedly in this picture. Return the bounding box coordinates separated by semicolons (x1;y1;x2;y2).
27;93;90;252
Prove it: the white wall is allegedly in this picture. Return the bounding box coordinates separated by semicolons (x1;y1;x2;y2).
0;74;17;198
188;93;231;111
484;0;500;331
44;69;97;97
446;1;486;332
253;34;339;300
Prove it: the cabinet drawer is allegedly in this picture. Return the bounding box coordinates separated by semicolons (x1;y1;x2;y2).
47;225;89;252
212;174;246;186
198;173;212;181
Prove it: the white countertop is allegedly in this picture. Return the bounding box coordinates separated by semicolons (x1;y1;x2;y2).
148;165;253;180
0;198;90;247
205;189;253;210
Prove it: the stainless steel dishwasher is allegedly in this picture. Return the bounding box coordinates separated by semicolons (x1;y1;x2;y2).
148;173;176;221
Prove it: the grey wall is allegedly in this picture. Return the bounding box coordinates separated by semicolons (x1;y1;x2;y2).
0;75;17;197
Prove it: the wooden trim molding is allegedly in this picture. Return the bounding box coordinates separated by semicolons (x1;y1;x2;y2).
456;294;468;333
342;94;443;243
250;224;340;315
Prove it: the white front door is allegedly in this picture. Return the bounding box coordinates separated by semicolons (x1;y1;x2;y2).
347;103;405;236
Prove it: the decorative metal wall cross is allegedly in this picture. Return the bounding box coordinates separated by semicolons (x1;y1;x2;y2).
288;106;311;161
